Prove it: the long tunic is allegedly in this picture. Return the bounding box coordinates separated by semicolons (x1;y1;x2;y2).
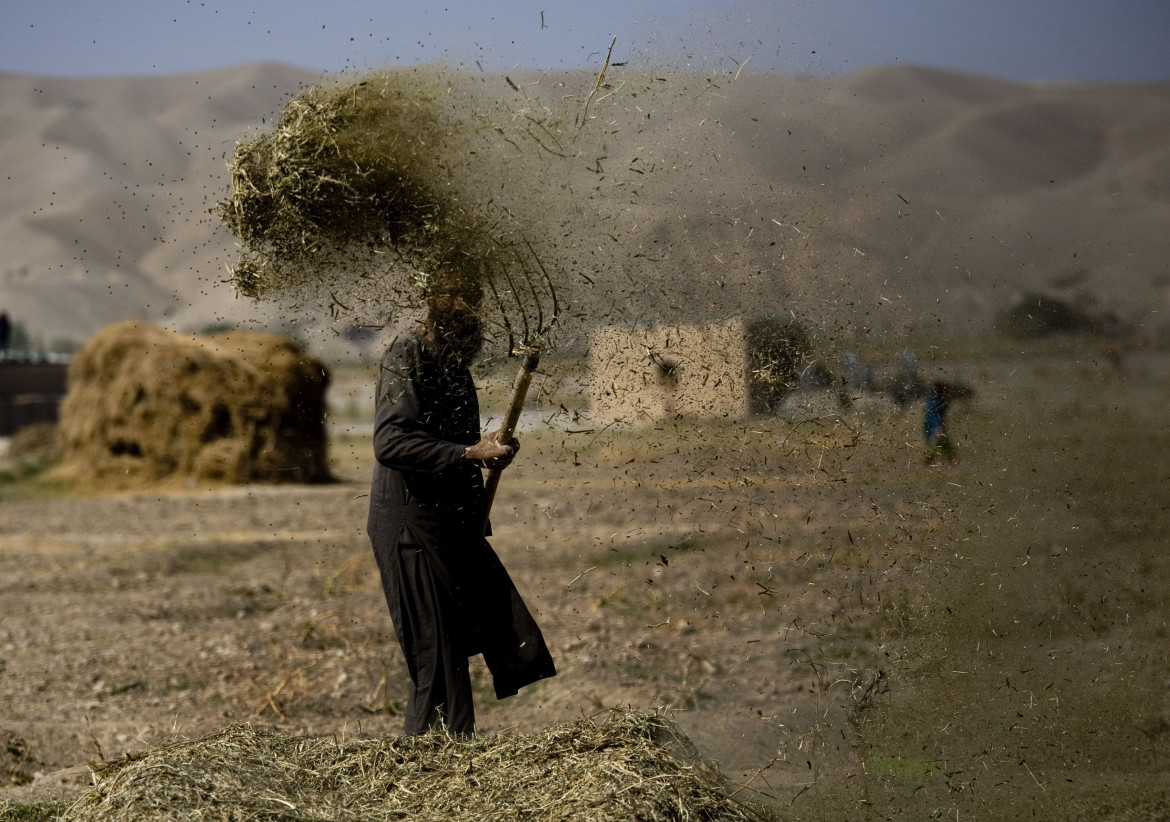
366;331;555;705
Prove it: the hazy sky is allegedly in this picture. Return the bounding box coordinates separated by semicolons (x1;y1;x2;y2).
2;0;1169;82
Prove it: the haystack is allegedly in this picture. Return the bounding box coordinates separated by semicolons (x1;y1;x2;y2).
61;710;768;822
57;321;330;486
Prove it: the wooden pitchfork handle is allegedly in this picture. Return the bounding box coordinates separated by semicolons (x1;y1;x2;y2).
482;350;541;533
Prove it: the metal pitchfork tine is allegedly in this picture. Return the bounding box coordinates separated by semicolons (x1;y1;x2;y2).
480;239;558;532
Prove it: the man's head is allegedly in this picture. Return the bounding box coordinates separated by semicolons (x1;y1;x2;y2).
427;293;483;366
417;260;485;365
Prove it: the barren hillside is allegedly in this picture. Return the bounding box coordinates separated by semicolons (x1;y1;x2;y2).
1;63;1168;357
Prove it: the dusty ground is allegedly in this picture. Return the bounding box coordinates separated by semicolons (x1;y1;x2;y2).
1;338;1168;820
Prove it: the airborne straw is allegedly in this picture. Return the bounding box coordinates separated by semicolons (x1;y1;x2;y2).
219;64;577;522
218;65;561;353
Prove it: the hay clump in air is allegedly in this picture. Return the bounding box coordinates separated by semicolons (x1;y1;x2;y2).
56;320;330;487
220;68;456;299
61;710;768;822
218;66;563;353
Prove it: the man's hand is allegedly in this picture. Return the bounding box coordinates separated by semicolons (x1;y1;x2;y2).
464;430;520;470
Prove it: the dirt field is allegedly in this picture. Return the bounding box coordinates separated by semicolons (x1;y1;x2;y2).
2;337;1168;820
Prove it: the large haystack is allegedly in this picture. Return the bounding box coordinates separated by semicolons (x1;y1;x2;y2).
57;321;330;486
61;710;768;822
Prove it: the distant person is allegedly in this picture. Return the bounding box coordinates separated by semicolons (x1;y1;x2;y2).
923;381;957;465
0;312;9;356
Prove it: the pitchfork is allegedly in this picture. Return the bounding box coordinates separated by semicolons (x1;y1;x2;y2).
479;239;559;532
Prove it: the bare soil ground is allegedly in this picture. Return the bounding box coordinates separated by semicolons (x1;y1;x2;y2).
1;338;1168;820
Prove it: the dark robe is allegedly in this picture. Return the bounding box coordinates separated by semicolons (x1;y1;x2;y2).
366;330;555;732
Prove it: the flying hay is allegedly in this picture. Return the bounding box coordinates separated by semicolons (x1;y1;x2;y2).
221;69;455;297
218;66;564;355
219;65;583;521
61;710;767;822
56;321;330;486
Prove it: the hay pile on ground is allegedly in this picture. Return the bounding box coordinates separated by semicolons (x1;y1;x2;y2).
57;321;330;486
4;421;59;464
61;711;768;822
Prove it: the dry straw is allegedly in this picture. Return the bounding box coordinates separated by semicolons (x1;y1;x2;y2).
218;65;565;353
55;321;331;487
219;67;455;299
62;710;770;822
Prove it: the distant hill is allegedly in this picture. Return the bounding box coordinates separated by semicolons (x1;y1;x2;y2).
2;62;1167;359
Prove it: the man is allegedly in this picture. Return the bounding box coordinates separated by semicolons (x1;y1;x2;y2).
923;380;957;465
366;287;556;735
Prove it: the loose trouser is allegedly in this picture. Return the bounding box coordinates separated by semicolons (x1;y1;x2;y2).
384;543;475;736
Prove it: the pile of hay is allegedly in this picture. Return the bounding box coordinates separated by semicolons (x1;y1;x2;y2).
4;421;59;464
61;711;767;822
57;321;330;486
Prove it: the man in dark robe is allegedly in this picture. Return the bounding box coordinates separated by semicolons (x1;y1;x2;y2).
366;294;556;735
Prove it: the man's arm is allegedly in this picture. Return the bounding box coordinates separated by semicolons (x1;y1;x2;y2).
372;339;466;474
372;338;516;473
465;430;518;469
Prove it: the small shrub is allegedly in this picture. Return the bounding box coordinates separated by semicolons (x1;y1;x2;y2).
994;292;1098;338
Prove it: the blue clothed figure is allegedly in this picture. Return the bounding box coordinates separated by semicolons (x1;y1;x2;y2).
923;381;957;464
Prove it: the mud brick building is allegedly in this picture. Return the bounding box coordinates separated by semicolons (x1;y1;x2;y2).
588;317;810;424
